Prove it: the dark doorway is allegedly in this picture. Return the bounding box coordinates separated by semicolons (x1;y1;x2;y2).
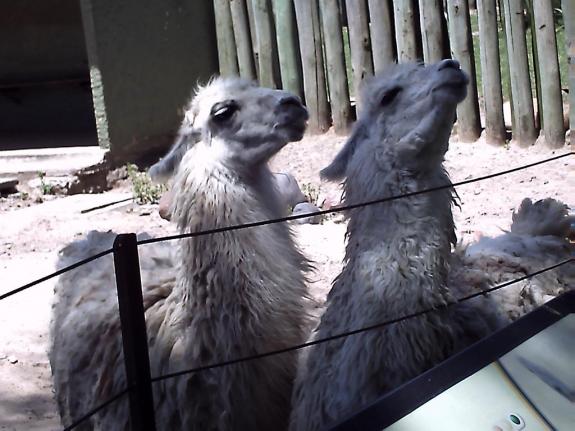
0;0;98;151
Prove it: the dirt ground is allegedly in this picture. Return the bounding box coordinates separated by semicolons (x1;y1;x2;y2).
0;131;572;430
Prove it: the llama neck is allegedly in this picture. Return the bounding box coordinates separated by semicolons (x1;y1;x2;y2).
168;144;306;316
342;157;455;302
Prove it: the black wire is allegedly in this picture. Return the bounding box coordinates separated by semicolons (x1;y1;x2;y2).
138;152;573;246
0;248;114;301
63;387;130;431
58;259;573;427
1;153;569;426
2;152;571;301
150;258;573;383
80;197;134;214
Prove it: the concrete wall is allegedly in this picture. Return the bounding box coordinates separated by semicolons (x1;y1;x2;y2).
80;0;219;165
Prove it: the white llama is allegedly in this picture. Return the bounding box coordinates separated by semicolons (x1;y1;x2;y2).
50;77;312;430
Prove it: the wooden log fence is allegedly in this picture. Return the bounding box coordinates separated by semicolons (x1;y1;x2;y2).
294;0;330;132
447;0;481;142
214;0;239;76
368;0;395;73
533;1;565;147
394;0;418;62
319;0;351;132
245;0;259;72
418;0;445;64
564;0;575;141
251;0;277;88
501;0;537;146
213;0;571;145
272;0;304;98
230;0;257;80
345;0;373;114
477;0;506;145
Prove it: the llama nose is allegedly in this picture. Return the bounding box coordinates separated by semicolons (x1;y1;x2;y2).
438;59;461;71
279;95;303;108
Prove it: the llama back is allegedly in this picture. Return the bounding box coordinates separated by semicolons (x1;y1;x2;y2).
51;231;124;428
460;198;574;320
510;198;574;238
50;231;175;429
466;199;573;261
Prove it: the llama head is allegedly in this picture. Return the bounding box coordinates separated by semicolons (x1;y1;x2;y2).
321;59;468;181
150;77;308;181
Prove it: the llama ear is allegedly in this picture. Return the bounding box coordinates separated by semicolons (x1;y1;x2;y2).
320;122;368;181
149;127;202;183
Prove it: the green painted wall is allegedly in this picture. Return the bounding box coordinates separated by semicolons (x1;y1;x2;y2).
80;0;219;164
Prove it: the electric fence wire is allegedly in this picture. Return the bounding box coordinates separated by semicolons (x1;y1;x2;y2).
1;151;571;302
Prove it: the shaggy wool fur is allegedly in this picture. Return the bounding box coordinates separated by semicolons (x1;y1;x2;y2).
50;78;313;430
289;60;505;431
451;197;574;320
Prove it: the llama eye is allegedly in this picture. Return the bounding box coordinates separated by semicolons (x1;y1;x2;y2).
211;101;238;123
380;87;402;106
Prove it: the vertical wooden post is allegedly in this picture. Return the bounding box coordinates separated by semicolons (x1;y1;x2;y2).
394;0;418;62
368;0;395;72
533;1;565;147
319;0;351;132
477;0;506;144
564;0;575;142
246;0;259;77
345;0;373;114
526;0;542;131
231;0;257;80
113;234;156;431
294;0;330;132
502;0;537;146
418;0;445;64
272;0;303;98
214;0;239;76
251;0;276;87
498;0;513;122
447;0;481;141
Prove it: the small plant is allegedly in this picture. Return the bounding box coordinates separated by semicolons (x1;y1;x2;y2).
126;163;166;204
37;171;55;195
301;182;320;206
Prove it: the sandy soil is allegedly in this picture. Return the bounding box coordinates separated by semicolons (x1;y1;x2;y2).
0;131;572;430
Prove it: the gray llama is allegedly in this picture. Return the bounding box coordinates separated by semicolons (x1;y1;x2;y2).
452;197;574;320
289;60;505;430
50;77;312;430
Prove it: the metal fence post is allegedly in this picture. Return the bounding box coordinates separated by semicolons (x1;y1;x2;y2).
113;233;157;431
